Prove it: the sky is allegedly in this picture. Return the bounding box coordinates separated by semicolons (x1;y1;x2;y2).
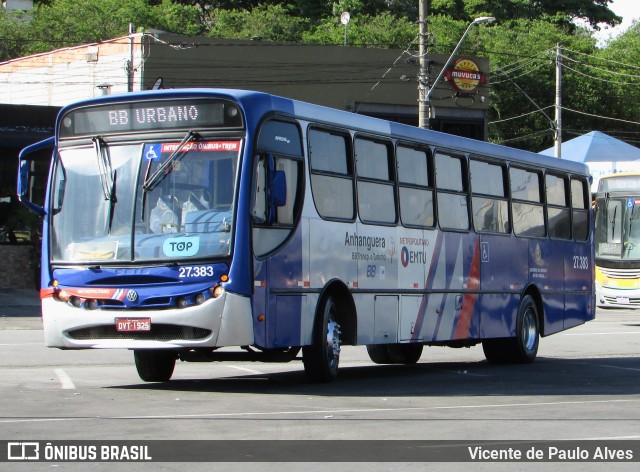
593;0;639;44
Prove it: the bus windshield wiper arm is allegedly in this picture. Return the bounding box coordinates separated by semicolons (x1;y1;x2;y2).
107;170;117;234
93;136;114;201
93;136;117;234
142;131;200;192
140;157;153;222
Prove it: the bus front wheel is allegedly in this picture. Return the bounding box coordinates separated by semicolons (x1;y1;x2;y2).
303;296;341;382
134;350;177;382
483;294;539;364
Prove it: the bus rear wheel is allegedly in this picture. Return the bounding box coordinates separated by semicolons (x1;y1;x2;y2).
366;344;423;364
366;344;393;364
483;294;539;364
134;350;177;382
303;296;341;382
388;343;423;364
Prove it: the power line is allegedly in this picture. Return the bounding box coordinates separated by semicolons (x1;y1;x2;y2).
495;129;550;145
561;54;640;80
562;106;640;126
489;106;554;125
562;47;640;72
562;63;640;86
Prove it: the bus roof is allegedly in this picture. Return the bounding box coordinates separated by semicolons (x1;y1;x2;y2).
597;172;640;194
57;88;590;177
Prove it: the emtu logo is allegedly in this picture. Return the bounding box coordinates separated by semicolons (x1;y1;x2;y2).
401;247;410;268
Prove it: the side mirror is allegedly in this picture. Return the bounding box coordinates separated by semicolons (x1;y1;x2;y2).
17;160;30;199
17;137;54;217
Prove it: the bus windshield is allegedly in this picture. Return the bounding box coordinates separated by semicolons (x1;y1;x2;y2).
595;195;640;261
50;139;241;264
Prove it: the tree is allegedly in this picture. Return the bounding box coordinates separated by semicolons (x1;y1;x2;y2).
208;4;309;42
0;9;32;61
431;0;621;28
584;22;640;145
302;10;415;47
0;0;203;60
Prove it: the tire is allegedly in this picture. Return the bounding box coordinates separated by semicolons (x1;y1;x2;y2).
387;343;423;364
367;344;423;364
513;295;539;363
483;294;539;364
134;350;177;382
482;337;510;364
366;344;394;364
303;296;341;382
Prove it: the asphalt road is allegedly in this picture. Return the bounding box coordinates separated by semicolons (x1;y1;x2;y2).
1;308;639;471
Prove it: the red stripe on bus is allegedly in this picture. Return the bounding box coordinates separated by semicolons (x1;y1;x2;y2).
453;239;480;339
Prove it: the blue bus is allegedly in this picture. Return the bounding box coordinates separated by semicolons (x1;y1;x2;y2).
18;89;595;382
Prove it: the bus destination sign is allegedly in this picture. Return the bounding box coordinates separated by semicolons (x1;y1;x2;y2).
60;99;242;137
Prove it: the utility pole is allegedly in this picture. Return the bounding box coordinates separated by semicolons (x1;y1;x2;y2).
418;0;429;128
127;23;135;93
554;43;562;158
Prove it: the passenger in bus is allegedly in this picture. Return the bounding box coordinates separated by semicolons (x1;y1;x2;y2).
150;195;180;234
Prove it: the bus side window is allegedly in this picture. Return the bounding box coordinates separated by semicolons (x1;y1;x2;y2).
571;178;589;241
52;160;66;213
355;137;396;225
435;152;469;231
252;155;267;223
546;173;571;240
470;158;509;234
510;167;545;237
308;128;355;221
397;145;434;228
252;153;302;256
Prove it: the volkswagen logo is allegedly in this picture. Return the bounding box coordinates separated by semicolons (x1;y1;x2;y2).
126;290;138;302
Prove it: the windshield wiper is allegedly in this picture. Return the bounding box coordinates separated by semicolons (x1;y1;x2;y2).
93;136;114;200
93;137;117;234
143;131;200;192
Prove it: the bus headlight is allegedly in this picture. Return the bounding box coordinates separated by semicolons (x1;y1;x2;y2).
210;285;225;299
55;290;72;302
177;297;189;308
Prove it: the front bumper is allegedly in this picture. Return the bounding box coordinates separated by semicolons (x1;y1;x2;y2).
41;291;254;349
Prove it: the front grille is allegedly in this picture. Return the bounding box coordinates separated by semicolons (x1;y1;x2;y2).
142;297;172;306
603;295;640;305
599;267;640;279
67;324;211;341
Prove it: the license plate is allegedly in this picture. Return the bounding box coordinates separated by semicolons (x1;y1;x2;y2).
616;297;630;304
115;318;151;332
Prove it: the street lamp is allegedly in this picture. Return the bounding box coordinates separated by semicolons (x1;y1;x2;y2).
420;16;496;129
340;12;350;46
